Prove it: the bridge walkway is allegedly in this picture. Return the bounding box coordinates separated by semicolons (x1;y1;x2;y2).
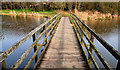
39;17;88;68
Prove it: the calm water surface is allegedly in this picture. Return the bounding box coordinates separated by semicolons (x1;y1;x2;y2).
84;20;118;68
1;16;119;68
2;15;48;68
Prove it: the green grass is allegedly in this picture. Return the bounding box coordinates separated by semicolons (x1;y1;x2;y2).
38;10;56;14
63;14;70;17
2;9;23;14
2;9;56;14
1;9;57;17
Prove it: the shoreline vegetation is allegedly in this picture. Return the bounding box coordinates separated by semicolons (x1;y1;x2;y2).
1;9;57;18
74;9;118;21
1;9;118;21
2;2;119;21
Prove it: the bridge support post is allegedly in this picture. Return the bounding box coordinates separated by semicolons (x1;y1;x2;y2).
45;24;47;44
80;25;85;44
32;33;38;63
50;21;52;35
88;33;94;64
2;60;6;70
85;28;90;38
116;60;120;70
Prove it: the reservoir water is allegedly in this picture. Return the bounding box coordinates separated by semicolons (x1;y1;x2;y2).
1;15;119;68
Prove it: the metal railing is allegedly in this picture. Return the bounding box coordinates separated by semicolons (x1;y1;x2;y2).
70;13;120;70
0;13;62;69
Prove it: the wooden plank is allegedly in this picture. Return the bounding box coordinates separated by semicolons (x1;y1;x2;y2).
69;16;92;69
33;15;62;69
71;17;99;69
39;17;88;68
41;58;85;62
40;61;87;68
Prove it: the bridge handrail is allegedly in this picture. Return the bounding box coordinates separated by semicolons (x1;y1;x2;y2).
0;13;61;65
70;13;120;70
70;16;110;69
10;14;61;69
70;13;120;60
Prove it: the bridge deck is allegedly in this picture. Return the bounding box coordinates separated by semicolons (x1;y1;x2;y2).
39;17;88;68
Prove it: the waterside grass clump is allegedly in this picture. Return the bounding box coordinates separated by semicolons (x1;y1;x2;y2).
1;9;57;18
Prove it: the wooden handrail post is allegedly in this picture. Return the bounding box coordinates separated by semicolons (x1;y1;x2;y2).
2;60;6;70
80;25;85;44
116;60;120;70
50;21;52;35
88;33;94;64
85;28;90;39
32;33;38;63
45;24;47;44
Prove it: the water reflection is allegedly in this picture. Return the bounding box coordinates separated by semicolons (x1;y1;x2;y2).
85;20;118;34
2;15;119;68
2;15;48;68
2;15;48;51
85;20;118;50
84;20;118;68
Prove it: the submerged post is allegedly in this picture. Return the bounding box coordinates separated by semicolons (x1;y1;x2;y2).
32;33;38;63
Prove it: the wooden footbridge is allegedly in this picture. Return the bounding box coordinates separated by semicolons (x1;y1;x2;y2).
1;13;120;70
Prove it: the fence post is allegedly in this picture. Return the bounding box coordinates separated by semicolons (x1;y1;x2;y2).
85;28;90;39
32;33;38;63
2;60;6;70
88;33;94;64
80;25;85;44
50;20;52;35
45;24;47;44
116;60;120;70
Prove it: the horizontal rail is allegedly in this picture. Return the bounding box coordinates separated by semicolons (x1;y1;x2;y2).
71;13;120;61
71;15;111;70
24;15;61;69
70;13;120;69
69;16;99;69
69;16;92;69
10;14;61;69
0;13;61;63
33;16;61;69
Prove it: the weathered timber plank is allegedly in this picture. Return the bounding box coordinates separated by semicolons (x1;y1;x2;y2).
40;62;87;68
39;17;88;68
41;58;85;62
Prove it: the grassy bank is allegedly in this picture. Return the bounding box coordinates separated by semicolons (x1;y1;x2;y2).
1;9;57;17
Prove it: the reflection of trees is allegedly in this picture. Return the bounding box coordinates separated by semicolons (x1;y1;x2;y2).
85;20;118;34
2;15;47;36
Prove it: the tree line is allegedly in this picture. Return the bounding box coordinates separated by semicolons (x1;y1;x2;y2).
2;2;119;15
